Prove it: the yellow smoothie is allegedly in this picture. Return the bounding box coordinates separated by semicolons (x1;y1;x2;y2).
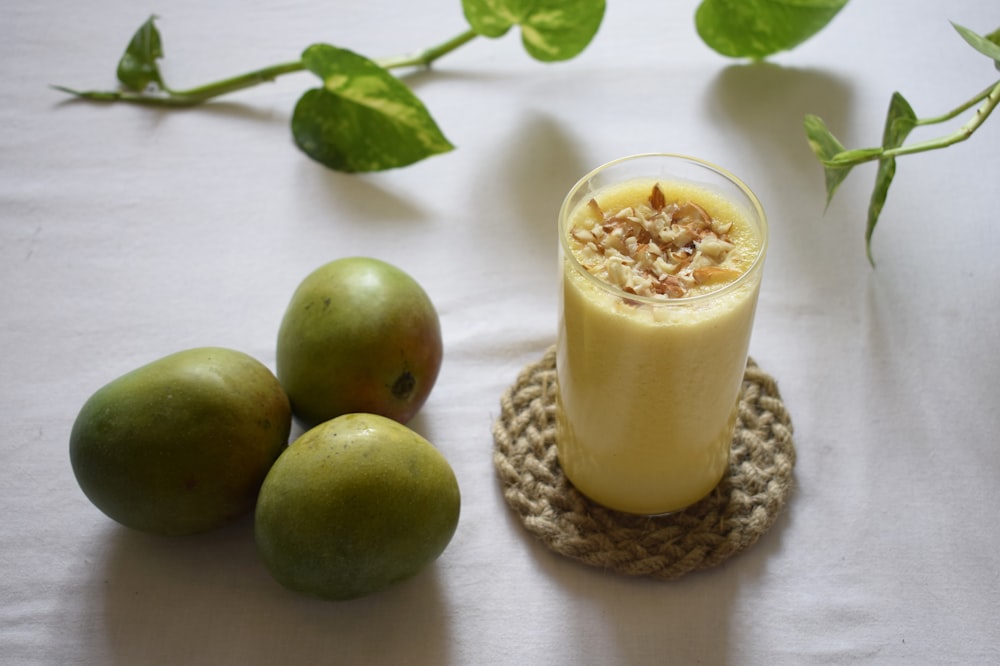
556;170;766;515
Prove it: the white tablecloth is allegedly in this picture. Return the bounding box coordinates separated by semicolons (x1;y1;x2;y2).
3;1;999;663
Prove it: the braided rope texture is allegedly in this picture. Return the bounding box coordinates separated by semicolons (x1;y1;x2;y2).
492;346;796;580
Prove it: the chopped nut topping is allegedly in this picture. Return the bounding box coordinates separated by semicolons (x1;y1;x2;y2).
568;184;744;299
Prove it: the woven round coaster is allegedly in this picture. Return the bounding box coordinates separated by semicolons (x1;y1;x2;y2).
492;346;796;580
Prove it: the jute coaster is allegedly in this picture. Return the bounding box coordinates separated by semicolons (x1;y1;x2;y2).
492;346;796;580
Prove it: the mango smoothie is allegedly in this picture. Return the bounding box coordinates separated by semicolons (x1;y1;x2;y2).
555;154;767;515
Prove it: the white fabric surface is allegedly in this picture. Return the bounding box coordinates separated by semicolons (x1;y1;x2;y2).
3;1;999;663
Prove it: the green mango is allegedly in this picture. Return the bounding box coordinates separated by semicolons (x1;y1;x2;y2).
255;413;461;601
69;347;291;536
276;257;443;427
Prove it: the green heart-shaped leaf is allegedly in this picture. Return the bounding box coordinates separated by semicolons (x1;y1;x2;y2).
462;0;519;38
696;0;849;59
292;44;454;172
952;22;1000;71
117;15;166;91
803;114;854;207
864;92;917;264
462;0;605;61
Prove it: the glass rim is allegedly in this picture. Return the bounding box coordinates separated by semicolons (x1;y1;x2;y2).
558;152;769;306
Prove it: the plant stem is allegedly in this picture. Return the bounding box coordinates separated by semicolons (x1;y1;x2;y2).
162;60;306;103
376;28;479;70
915;80;999;126
825;79;1000;168
56;28;480;107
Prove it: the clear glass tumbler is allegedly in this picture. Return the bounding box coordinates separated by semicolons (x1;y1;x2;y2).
555;153;768;515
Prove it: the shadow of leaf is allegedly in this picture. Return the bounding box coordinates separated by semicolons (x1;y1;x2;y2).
705;62;858;281
706;62;854;193
294;164;433;225
498;110;590;252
